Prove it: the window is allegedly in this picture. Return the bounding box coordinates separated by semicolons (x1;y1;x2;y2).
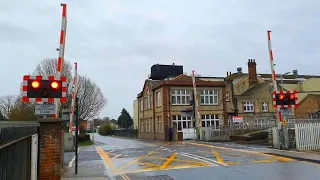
147;95;150;109
149;117;153;132
140;119;144;132
172;115;193;132
262;102;268;112
243;102;254;112
201;114;220;130
140;100;143;112
226;92;230;102
171;89;191;105
200;90;219;105
156;91;161;107
157;116;163;132
149;94;153;109
145;118;148;132
144;97;147;110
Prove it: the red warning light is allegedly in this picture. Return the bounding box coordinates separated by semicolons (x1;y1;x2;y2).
289;94;295;99
51;81;60;89
279;94;285;100
31;81;40;89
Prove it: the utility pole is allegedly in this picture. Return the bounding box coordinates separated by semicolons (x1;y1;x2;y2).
75;97;79;174
191;70;202;140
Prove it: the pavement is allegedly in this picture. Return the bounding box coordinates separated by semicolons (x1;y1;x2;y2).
63;134;320;180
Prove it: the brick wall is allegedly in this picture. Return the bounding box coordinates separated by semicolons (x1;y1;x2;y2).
39;118;63;180
295;96;320;118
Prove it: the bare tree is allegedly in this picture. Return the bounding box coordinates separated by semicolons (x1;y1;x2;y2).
0;95;19;118
77;75;107;120
33;58;107;120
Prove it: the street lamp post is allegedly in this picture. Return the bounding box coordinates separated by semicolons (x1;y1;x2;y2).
281;72;291;91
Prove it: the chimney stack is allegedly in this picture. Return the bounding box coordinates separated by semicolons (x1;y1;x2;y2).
248;59;258;87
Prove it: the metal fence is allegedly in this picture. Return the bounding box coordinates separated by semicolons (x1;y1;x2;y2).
113;129;139;138
0;121;40;180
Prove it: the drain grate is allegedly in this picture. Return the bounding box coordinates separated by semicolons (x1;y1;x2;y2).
129;175;174;180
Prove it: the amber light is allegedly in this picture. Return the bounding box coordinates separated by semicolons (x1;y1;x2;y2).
51;81;59;89
31;81;40;89
289;94;295;99
279;94;285;100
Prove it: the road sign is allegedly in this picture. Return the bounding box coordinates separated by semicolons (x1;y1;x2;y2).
280;108;292;116
232;116;243;123
283;120;287;126
35;104;56;115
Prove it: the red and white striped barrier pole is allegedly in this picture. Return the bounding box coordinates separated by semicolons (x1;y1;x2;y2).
267;30;282;123
69;63;78;132
55;3;67;118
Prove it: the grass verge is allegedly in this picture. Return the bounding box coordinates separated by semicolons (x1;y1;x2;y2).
79;140;94;146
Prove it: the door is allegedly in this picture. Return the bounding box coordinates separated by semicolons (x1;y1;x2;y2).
31;134;38;180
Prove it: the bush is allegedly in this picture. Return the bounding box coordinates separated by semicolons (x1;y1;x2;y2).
99;123;114;136
80;126;86;134
78;134;90;142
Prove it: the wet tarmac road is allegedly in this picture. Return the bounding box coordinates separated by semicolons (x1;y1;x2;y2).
79;134;320;180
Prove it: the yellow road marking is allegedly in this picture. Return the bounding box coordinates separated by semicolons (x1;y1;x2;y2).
96;146;118;173
184;142;294;162
160;153;177;169
121;174;130;180
211;150;227;165
135;162;160;167
112;154;122;159
118;151;155;171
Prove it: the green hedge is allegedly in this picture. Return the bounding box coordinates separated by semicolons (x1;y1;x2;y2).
78;134;90;142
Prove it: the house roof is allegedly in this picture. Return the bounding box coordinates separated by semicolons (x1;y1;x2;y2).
239;81;284;96
137;74;226;98
298;94;320;106
240;82;269;96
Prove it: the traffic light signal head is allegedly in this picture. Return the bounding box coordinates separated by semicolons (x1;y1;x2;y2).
22;75;67;102
273;91;298;108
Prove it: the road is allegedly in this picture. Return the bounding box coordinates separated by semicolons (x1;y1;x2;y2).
66;134;320;180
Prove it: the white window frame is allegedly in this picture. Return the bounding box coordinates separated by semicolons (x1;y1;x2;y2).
149;94;153;109
145;118;148;132
140;99;143;112
157;116;163;132
144;97;147;110
171;89;191;105
243;102;254;112
140;119;144;132
226;92;230;102
172;115;193;132
200;90;219;105
201;114;220;130
147;95;150;110
262;102;268;112
149;117;153;132
156;91;161;107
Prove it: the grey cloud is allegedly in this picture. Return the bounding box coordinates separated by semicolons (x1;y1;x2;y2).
1;0;319;118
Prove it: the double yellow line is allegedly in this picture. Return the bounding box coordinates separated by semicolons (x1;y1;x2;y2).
120;174;130;180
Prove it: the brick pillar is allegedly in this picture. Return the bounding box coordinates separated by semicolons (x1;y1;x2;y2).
39;118;63;180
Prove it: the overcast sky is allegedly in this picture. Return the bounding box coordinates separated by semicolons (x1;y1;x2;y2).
1;0;319;119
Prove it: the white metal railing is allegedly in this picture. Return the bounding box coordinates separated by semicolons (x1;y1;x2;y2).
295;122;320;151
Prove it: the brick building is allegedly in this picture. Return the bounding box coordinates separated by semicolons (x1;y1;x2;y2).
225;59;320;124
137;74;227;141
295;94;320;119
